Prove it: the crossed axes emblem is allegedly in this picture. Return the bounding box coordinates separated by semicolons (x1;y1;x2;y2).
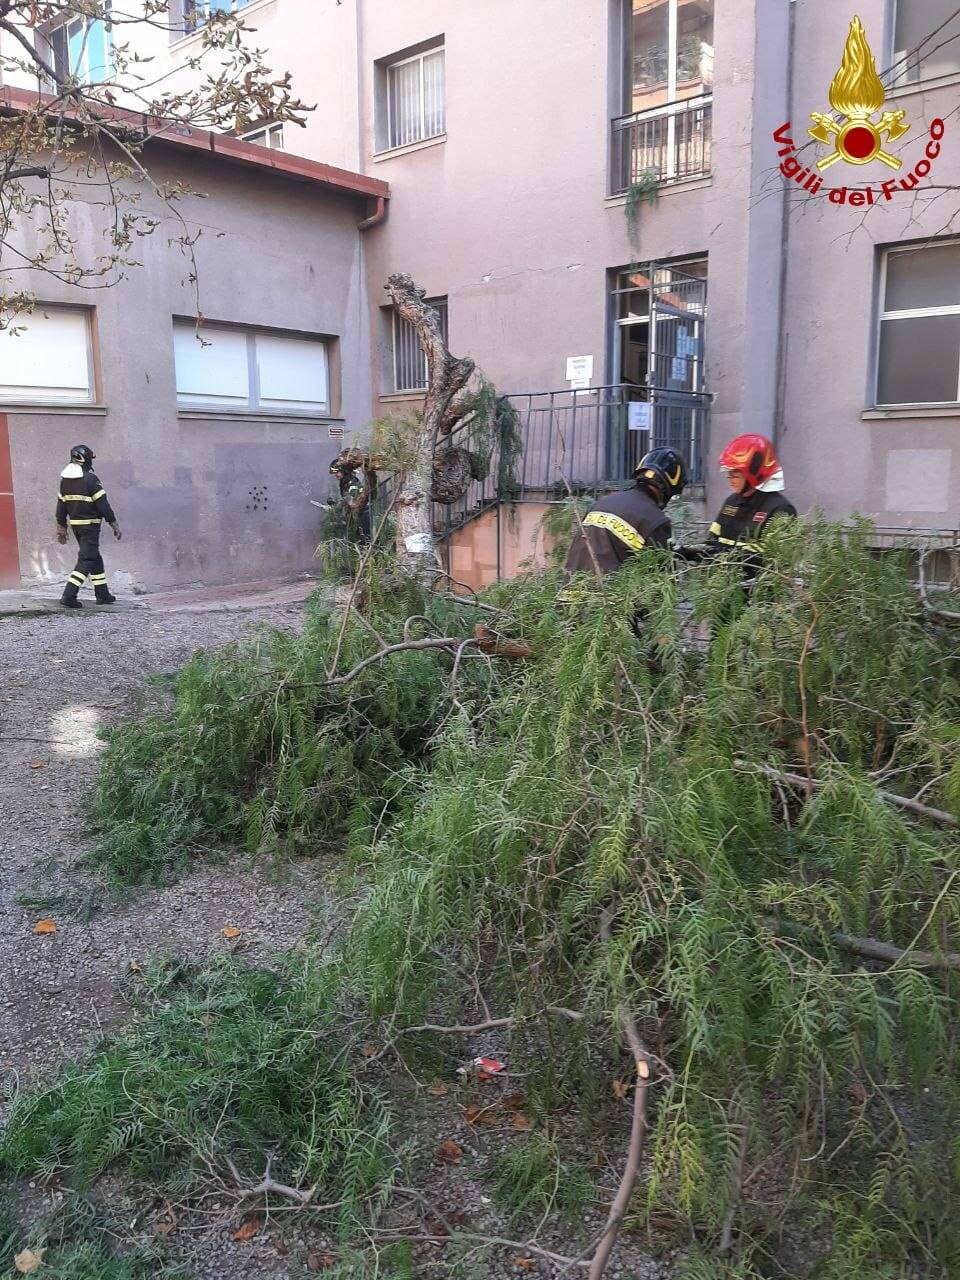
808;109;910;171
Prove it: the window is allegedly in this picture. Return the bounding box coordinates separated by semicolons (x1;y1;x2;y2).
391;298;447;393
48;5;114;84
385;45;445;150
169;0;253;39
0;306;93;403
174;321;330;414
876;242;960;406
624;0;713;114
242;123;284;150
891;0;960;87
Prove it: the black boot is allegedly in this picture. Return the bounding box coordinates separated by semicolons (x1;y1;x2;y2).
60;589;83;610
95;588;117;605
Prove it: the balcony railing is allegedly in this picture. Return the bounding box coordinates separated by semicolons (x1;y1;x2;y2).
610;94;712;197
420;383;709;545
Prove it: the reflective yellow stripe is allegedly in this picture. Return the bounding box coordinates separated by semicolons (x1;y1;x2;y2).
91;575;108;583
68;517;102;526
61;493;96;502
709;521;722;535
91;489;106;501
583;511;646;554
69;573;86;586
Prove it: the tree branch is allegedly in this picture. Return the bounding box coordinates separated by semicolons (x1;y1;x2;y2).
734;759;958;828
588;908;660;1280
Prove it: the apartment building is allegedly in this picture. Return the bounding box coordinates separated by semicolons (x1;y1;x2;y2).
3;1;959;588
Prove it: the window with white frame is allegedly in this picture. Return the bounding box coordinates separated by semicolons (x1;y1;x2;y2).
174;321;330;414
876;242;960;406
391;297;447;392
242;123;284;150
168;0;253;39
0;306;94;403
47;4;114;84
891;0;960;87
385;44;445;150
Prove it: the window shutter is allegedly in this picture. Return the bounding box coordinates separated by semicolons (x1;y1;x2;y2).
0;307;92;402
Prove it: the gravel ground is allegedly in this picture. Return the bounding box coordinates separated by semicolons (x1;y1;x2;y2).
0;600;671;1280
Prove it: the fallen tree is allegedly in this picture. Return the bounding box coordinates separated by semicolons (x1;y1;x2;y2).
5;518;960;1278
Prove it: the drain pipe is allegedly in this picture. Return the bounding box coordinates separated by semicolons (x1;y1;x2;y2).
772;0;797;448
358;195;387;231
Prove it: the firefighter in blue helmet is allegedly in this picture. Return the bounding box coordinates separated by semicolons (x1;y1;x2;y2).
55;444;122;609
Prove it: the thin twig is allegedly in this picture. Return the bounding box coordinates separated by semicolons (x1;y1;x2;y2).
734;759;958;828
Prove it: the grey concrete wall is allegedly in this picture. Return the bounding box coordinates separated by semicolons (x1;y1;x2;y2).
6;146;372;589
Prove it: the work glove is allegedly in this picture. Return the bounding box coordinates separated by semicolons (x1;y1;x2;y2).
111;522;122;541
56;526;68;545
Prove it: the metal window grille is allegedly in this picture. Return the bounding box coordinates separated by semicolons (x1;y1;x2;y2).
392;297;447;392
387;47;445;149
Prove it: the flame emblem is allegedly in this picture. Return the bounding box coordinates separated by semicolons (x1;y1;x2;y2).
808;16;910;170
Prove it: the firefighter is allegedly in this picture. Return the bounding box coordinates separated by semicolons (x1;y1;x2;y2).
561;447;687;587
55;444;122;609
703;433;796;558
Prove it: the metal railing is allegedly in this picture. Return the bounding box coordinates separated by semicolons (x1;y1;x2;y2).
610;94;712;196
429;383;708;542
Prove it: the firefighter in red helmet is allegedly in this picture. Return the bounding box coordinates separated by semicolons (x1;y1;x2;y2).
703;433;796;558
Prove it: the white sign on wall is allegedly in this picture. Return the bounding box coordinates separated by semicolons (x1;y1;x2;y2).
628;401;652;432
565;355;594;389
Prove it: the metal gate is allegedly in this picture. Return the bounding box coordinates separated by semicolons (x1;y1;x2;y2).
647;264;707;479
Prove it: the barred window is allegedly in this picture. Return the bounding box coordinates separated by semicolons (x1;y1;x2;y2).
386;46;445;149
392;297;448;393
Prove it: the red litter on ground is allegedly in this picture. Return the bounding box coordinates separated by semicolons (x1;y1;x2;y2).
457;1056;506;1082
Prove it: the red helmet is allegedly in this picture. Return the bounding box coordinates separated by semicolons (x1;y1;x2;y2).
718;433;780;488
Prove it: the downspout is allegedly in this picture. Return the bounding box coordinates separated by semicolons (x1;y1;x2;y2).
772;0;797;447
358;194;387;230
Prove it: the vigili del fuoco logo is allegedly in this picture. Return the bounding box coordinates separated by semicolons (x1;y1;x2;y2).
772;15;945;206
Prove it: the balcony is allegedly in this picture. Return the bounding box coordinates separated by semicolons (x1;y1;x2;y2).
610;94;712;197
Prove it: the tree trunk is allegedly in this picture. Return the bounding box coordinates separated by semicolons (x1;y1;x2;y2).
385;273;475;581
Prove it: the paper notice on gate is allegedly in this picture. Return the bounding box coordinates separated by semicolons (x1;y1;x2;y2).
628;402;651;432
404;533;433;554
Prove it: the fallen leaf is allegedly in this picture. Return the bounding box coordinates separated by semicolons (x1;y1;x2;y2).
154;1219;176;1236
29;760;46;770
437;1138;463;1164
222;926;241;939
360;1042;379;1058
517;1258;535;1270
33;919;58;936
612;1078;631;1101
270;1235;289;1257
14;1249;45;1274
233;1215;263;1242
502;1092;526;1112
512;1112;531;1130
306;1255;336;1272
463;1103;497;1127
423;1215;450;1237
426;1082;448;1098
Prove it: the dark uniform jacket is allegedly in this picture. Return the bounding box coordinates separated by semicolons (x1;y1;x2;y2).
55;463;116;530
703;489;796;557
563;486;671;579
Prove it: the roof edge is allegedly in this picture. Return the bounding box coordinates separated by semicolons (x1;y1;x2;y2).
0;86;389;202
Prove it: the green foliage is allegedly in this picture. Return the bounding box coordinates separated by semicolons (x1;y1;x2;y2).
86;585;475;884
485;1136;594;1223
625;169;659;250
40;518;960;1273
0;956;396;1239
539;496;595;568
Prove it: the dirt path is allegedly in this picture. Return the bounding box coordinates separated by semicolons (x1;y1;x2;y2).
0;600;326;1090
